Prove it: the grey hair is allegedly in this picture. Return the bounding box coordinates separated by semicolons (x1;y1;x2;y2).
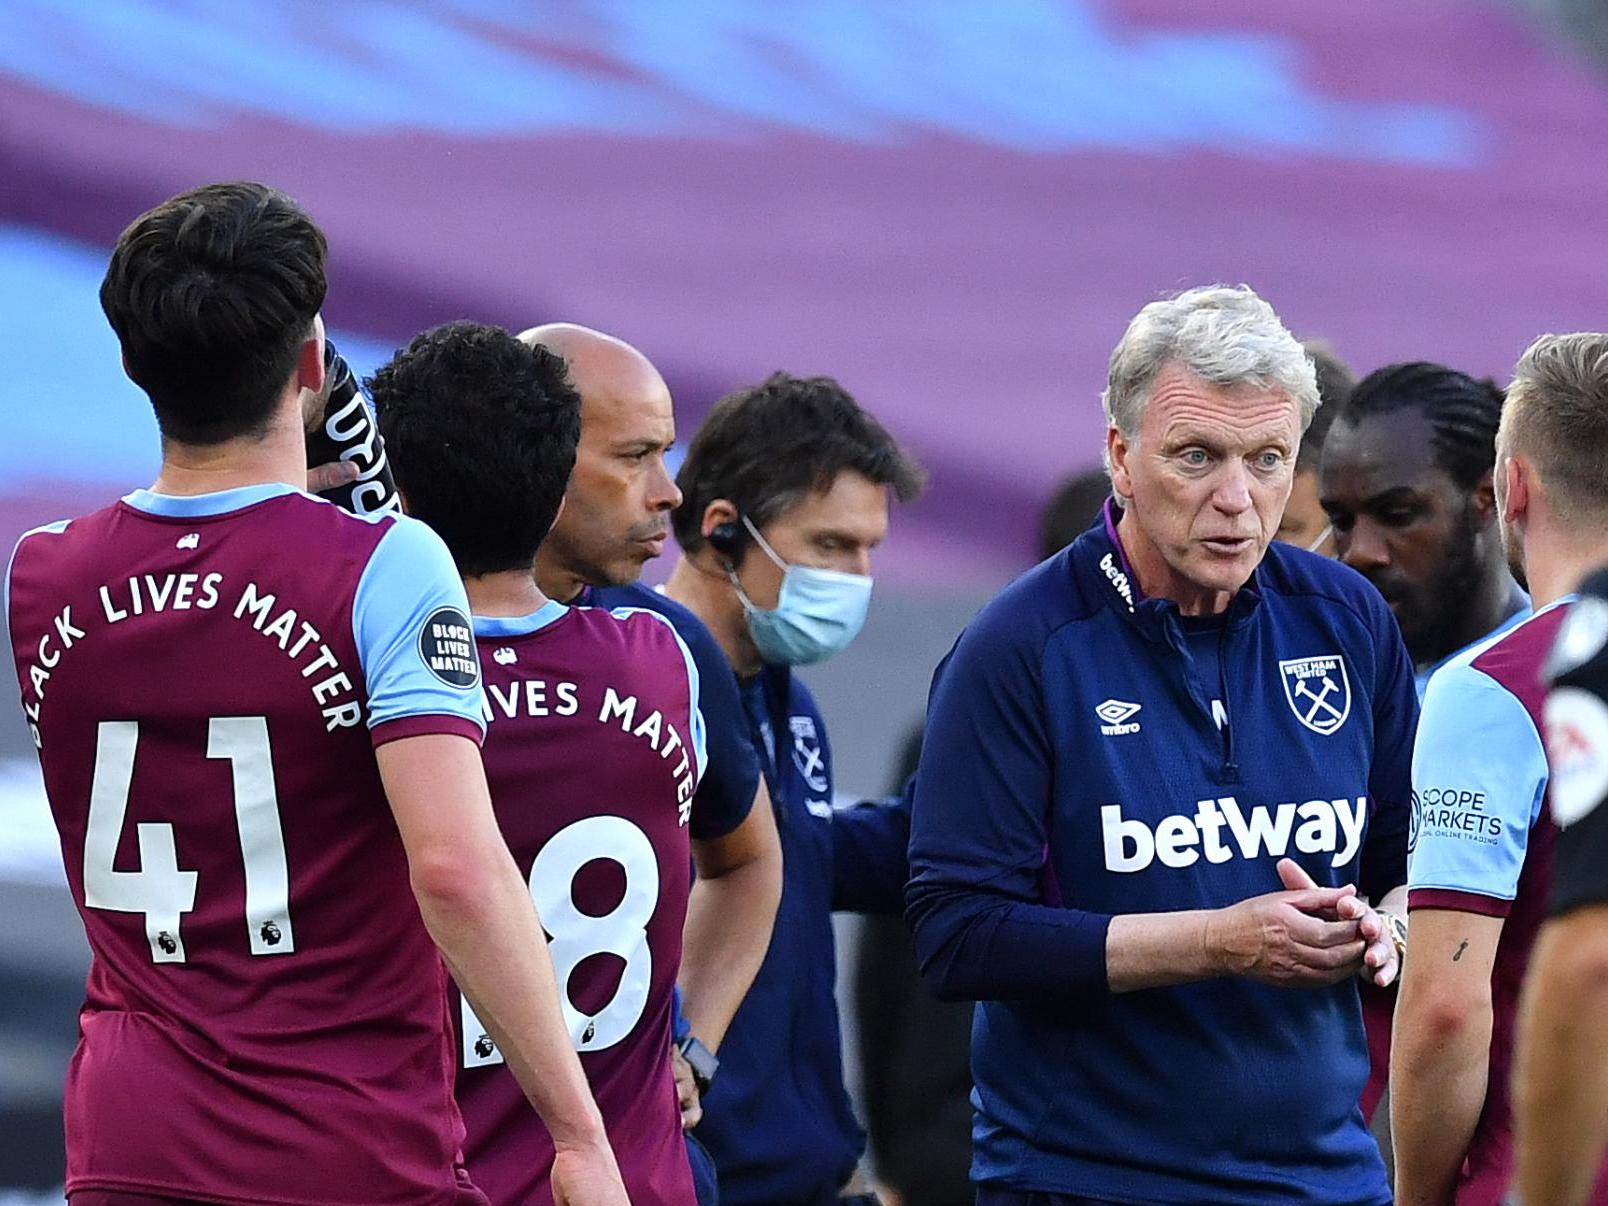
1101;285;1320;445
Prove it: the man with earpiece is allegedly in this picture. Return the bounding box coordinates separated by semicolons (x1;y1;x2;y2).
659;371;926;1206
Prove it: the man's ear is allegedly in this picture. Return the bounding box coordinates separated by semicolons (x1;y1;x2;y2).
701;498;752;572
701;498;739;541
1107;427;1135;501
1470;469;1498;529
1498;455;1528;528
295;317;328;431
296;334;325;396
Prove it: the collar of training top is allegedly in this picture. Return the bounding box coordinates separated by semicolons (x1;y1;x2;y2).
1084;498;1263;641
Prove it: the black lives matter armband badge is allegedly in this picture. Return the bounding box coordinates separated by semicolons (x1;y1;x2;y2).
419;607;479;688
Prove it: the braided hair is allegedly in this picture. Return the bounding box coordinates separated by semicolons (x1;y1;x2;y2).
1339;362;1505;488
1296;339;1356;472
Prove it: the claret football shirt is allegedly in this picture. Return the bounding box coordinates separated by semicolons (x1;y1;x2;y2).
7;483;486;1205
454;600;705;1206
1411;596;1608;1205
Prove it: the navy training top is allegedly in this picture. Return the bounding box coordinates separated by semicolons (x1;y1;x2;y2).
907;503;1416;1205
697;663;910;1206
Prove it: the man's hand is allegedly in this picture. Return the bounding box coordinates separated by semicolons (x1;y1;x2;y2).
1203;859;1366;986
551;1142;630;1206
1346;895;1401;988
1277;858;1400;987
671;1046;703;1130
307;459;359;495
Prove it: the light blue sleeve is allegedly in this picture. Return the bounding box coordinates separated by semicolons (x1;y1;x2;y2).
351;516;486;737
611;605;707;782
1408;660;1546;902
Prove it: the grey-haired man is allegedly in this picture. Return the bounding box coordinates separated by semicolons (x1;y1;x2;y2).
908;285;1416;1205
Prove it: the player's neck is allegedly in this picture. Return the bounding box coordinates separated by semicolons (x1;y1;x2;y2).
151;409;308;497
463;570;550;619
1526;534;1608;611
665;556;761;676
1428;556;1521;666
532;544;587;606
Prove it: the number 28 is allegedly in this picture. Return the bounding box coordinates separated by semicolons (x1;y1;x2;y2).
462;815;658;1065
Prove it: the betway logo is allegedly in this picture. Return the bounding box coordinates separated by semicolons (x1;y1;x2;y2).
1101;795;1367;872
1100;552;1135;612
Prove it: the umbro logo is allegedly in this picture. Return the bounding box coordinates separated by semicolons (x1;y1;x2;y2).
175;532;199;550
492;647;517;666
1096;699;1142;736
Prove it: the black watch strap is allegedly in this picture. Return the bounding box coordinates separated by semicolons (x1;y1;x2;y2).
677;1035;719;1095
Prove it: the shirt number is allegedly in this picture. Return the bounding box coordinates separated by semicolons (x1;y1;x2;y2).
83;718;294;963
462;814;659;1067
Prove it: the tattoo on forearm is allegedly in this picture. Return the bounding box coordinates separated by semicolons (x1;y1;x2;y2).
1453;941;1468;962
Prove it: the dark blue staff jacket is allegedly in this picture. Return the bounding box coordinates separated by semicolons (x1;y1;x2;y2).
699;664;909;1206
908;504;1416;1205
590;584;908;1206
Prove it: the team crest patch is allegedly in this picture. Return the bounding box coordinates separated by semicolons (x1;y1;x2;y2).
418;606;479;689
1278;655;1351;736
790;715;829;793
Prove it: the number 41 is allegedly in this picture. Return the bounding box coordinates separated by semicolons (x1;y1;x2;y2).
84;717;294;964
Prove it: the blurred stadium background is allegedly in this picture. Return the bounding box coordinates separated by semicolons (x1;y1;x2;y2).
5;0;1608;1194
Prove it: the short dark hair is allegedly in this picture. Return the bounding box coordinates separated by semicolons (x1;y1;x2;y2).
1038;469;1110;560
371;322;581;577
1337;361;1505;490
99;182;328;445
1297;340;1356;472
673;372;925;552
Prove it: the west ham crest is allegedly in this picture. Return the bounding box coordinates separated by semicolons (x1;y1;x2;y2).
1278;654;1352;736
790;715;829;793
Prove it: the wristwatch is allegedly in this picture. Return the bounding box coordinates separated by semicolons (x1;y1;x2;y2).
676;1035;719;1096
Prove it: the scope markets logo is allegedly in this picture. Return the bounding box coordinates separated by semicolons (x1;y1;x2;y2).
1411;786;1501;853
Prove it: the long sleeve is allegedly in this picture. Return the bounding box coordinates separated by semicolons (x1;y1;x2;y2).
1361;588;1418;901
831;787;911;915
905;606;1111;1002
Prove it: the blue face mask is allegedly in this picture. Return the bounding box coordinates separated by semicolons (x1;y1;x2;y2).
731;515;873;666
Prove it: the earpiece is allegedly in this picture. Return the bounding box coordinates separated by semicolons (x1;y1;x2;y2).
707;522;744;558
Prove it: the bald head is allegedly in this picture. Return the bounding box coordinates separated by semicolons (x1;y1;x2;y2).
521;323;683;600
518;323;669;416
